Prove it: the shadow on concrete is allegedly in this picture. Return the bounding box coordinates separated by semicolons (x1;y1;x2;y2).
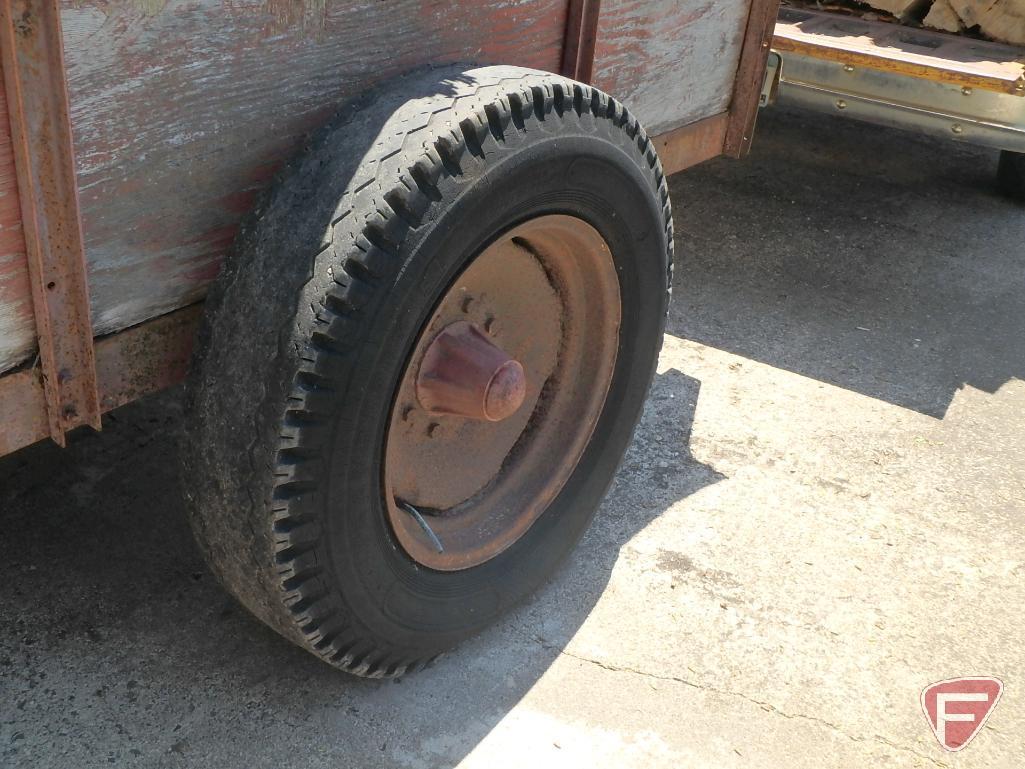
0;366;721;768
670;106;1025;419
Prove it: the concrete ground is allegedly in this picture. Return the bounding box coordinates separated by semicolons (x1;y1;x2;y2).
2;106;1023;769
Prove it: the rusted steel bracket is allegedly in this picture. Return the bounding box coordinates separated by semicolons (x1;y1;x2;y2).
0;304;200;457
561;0;601;83
724;0;782;158
654;112;730;176
0;0;100;446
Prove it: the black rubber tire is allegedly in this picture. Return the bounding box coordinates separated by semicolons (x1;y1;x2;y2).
997;150;1025;203
182;65;672;677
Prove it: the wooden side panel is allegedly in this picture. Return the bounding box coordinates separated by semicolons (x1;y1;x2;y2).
0;0;763;377
0;0;568;374
591;0;752;135
0;64;33;372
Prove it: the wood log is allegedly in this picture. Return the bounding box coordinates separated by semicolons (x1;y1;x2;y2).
859;0;931;19
948;0;1025;44
947;0;985;27
974;1;1025;44
923;0;966;32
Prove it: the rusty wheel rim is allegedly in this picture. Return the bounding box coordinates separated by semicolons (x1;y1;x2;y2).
383;215;621;570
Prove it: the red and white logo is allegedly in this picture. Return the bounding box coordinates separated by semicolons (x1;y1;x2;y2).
921;677;1003;752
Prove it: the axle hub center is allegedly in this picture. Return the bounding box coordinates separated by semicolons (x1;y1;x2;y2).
415;321;527;422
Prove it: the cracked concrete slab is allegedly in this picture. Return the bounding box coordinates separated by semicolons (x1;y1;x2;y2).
1;106;1023;768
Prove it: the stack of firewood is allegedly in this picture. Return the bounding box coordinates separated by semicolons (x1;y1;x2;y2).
809;0;1025;45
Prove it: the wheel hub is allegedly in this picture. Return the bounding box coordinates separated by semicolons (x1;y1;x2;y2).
383;215;620;570
416;321;527;423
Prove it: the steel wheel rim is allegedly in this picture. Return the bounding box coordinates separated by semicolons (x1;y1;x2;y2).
383;215;621;571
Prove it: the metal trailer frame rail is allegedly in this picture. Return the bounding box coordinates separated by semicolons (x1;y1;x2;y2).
772;8;1025;155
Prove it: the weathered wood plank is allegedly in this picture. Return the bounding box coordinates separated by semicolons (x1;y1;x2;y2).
0;58;33;373
59;0;569;362
0;0;756;377
590;0;751;135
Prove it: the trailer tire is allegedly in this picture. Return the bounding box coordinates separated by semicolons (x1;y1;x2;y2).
183;65;672;677
997;150;1025;203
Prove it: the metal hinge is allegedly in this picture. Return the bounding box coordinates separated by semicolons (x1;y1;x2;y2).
760;50;783;109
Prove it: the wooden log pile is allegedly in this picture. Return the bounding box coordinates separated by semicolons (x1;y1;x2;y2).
858;0;1025;43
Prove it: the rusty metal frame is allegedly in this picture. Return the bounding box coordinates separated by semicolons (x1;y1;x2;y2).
0;304;200;456
654;112;731;176
0;0;100;447
561;0;601;83
723;0;782;157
